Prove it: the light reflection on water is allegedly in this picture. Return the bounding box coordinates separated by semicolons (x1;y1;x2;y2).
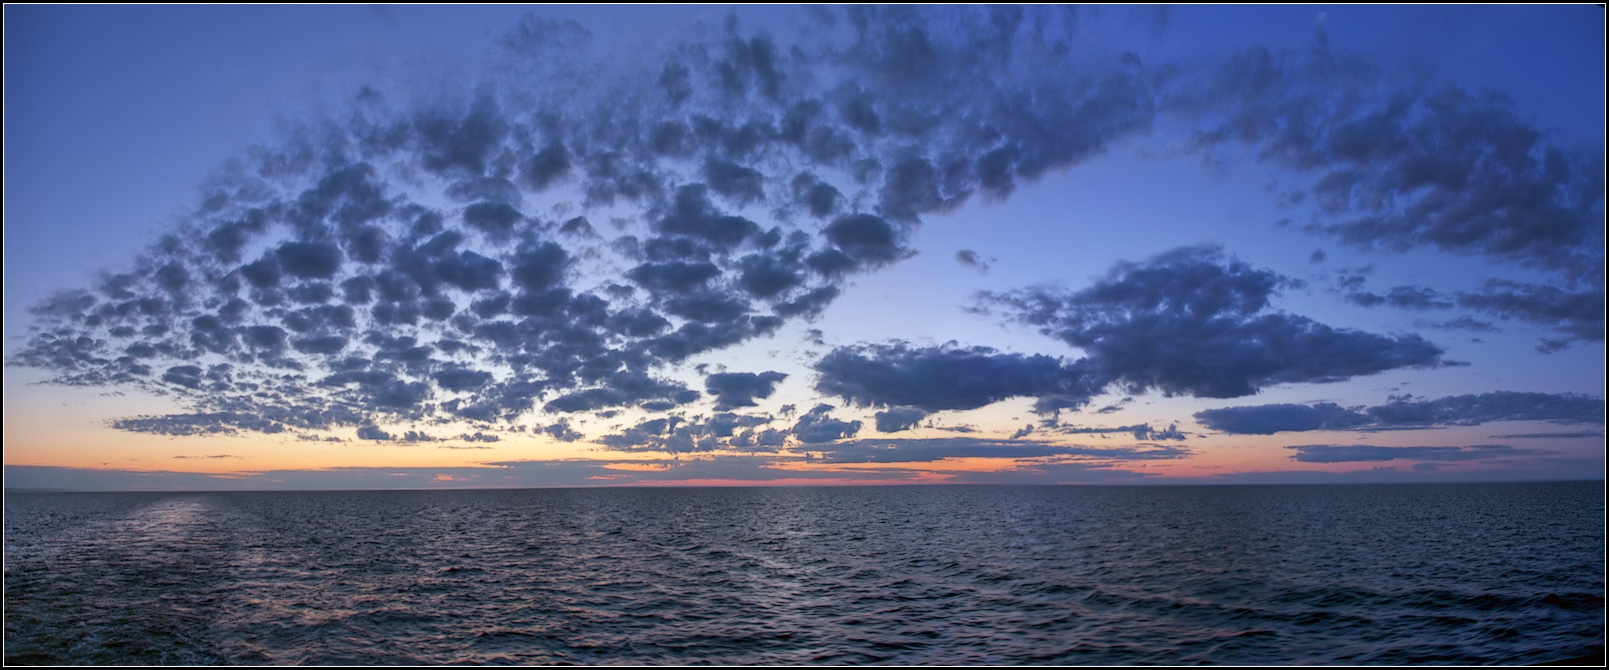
4;483;1604;665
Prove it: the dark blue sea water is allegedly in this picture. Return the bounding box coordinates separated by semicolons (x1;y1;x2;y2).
4;482;1603;665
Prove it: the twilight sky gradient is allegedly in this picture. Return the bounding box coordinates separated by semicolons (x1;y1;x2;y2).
4;5;1604;490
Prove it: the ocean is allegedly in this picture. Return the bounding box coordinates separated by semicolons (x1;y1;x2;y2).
4;482;1603;664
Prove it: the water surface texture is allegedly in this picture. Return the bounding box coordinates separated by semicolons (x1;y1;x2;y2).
5;483;1604;664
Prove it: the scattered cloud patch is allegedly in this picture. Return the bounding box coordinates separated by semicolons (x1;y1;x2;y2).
955;249;991;273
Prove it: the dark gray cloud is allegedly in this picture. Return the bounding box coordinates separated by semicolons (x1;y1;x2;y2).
597;413;779;453
875;407;928;433
1490;431;1603;439
1093;397;1133;414
981;245;1445;400
1194;403;1373;435
1426;316;1499;333
110;411;286;436
791;404;862;444
704;371;788;410
1048;423;1187;441
1196;391;1605;435
955;249;990;273
815;342;1096;415
1454;280;1604;352
820;246;1449;423
542;371;700;414
540;422;584;442
1337;276;1602;351
1172;34;1604;282
1344;285;1454;310
1287;444;1536;463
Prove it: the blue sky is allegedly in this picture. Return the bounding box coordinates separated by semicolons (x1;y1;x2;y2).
4;5;1603;490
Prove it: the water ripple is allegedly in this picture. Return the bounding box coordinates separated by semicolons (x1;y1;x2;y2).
5;482;1603;665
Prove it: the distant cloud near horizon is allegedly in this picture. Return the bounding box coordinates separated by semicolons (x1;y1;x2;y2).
1196;391;1606;435
1286;444;1537;463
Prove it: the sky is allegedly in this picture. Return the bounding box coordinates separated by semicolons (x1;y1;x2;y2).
4;5;1604;491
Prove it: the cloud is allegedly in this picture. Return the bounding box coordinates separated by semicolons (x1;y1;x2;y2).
1093;397;1133;414
597;413;780;453
1194;403;1372;435
873;406;928;433
955;249;991;273
1172;35;1605;282
704;371;788;409
1196;391;1605;434
1048;423;1188;441
814;342;1096;415
539;422;583;442
357;425;393;441
31;9;1110;439
1338;277;1602;350
9;6;1596;453
542;371;701;414
1454;280;1604;352
1286;444;1537;463
945;460;1158;485
981;245;1445;400
805;437;1189;463
1344;285;1454;310
1424;316;1499;333
791;404;862;443
111;412;287;436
